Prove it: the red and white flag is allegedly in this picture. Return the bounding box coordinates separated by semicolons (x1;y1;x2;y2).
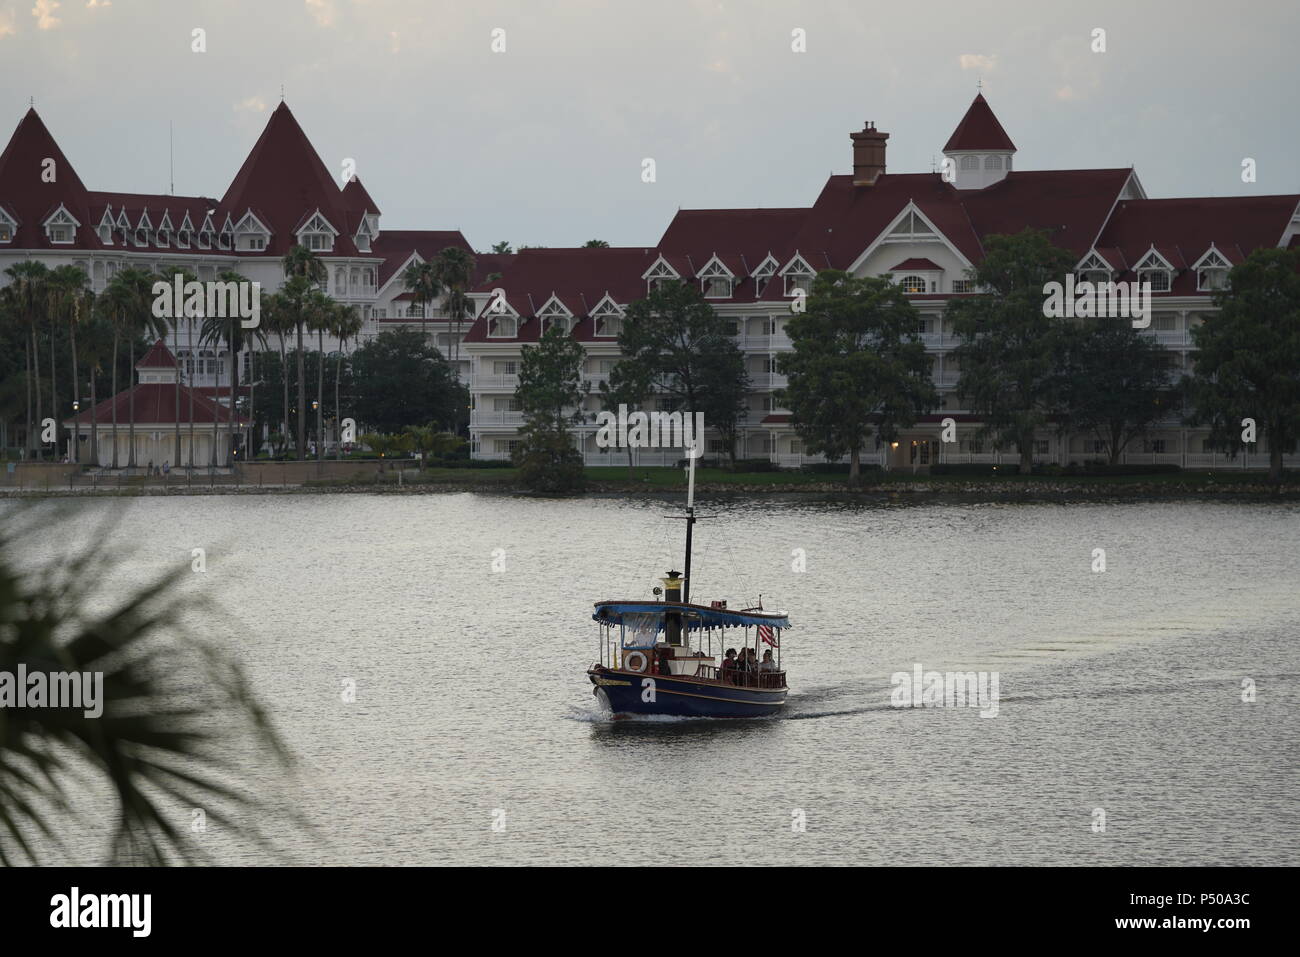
757;624;777;647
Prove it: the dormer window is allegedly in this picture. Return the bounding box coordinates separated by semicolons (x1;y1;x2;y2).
296;211;337;253
44;205;80;245
752;257;777;297
487;315;518;338
304;233;331;251
960;155;980;171
643;258;679;295
1135;250;1174;293
198;230;212;249
697;257;735;299
99;225;113;244
784;273;812;296
355;232;371;253
219;231;233;250
1194;248;1231;291
1076;251;1113;286
177;230;190;249
898;275;928;294
0;224;12;243
156;229;170;247
134;229;149;247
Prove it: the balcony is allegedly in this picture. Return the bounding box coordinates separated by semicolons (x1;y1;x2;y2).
470;410;525;428
738;333;792;351
748;372;789;390
473;373;519;391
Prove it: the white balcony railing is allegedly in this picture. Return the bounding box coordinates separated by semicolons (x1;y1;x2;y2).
470;410;525;428
473;374;519;390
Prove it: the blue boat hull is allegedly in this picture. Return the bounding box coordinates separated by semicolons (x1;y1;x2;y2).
588;667;786;718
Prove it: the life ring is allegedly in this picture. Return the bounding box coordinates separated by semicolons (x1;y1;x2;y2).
625;651;648;673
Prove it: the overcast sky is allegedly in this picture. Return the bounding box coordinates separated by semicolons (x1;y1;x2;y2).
2;0;1297;250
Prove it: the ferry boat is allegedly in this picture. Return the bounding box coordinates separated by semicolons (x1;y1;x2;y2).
586;452;791;718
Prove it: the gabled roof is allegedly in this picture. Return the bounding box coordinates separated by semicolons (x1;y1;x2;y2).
464;246;655;343
369;229;476;289
217;101;360;257
1093;195;1300;294
65;383;246;426
943;94;1016;153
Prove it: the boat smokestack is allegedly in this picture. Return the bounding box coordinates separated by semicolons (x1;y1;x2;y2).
663;571;684;646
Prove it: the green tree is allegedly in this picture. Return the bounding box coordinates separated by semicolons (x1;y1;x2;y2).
1054;320;1175;465
434;246;476;376
47;265;91;463
331;302;364;459
1184;247;1300;482
5;262;50;460
350;328;466;433
583;239;610;248
778;270;936;484
597;359;652;478
282;246;328;460
490;241;513;255
617;280;748;463
946;229;1076;472
513;325;588;492
199;270;261;467
401;258;440;340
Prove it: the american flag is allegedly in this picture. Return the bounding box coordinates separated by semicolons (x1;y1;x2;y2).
757;624;777;647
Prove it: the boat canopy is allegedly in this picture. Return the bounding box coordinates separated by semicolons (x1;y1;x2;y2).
593;601;791;632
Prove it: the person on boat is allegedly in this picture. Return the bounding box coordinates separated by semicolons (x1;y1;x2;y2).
760;649;776;672
721;648;738;682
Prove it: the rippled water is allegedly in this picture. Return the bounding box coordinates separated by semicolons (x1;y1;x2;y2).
6;493;1298;865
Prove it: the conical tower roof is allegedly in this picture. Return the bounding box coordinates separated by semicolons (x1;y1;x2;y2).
943;93;1016;153
0;108;96;248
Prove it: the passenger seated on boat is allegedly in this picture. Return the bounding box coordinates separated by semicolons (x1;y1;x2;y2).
760;650;776;672
721;649;738;682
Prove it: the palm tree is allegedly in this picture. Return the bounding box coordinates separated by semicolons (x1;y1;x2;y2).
163;268;200;470
199;270;259;467
0;509;298;865
433;247;476;379
257;291;293;459
95;278;133;469
282;246;327;460
305;291;334;462
331;302;363;460
111;269;165;469
5;262;50;460
47;266;92;464
400;259;441;342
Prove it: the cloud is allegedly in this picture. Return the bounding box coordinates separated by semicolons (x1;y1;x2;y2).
389;30;399;54
304;0;334;27
0;9;16;37
32;0;60;30
958;53;998;73
234;95;268;113
86;0;111;8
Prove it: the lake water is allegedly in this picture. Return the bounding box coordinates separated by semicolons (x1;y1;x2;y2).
5;492;1298;865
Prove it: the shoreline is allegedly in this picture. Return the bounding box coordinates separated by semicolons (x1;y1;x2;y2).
4;477;1298;501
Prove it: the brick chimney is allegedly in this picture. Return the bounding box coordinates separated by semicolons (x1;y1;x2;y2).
851;121;889;186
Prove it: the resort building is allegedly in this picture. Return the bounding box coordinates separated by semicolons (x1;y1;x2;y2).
3;94;1298;469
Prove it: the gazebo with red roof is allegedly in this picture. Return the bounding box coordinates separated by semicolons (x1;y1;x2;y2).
63;340;247;468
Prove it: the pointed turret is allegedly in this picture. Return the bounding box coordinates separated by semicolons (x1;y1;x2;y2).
942;93;1016;190
0;108;95;248
218;101;357;256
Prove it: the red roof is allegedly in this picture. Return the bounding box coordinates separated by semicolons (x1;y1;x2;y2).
341;176;381;216
943;94;1016;153
136;339;177;369
960;168;1135;257
0;108;96;250
463;247;655;343
217;102;364;258
65;383;245;427
370;229;477;288
890;257;943;271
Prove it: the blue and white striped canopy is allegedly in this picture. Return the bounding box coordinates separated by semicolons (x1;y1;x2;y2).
592;601;791;632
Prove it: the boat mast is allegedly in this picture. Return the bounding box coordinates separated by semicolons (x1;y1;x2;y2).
683;442;697;603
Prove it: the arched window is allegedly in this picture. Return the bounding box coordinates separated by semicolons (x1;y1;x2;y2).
960;155;980;170
899;275;927;294
984;155;1003;170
